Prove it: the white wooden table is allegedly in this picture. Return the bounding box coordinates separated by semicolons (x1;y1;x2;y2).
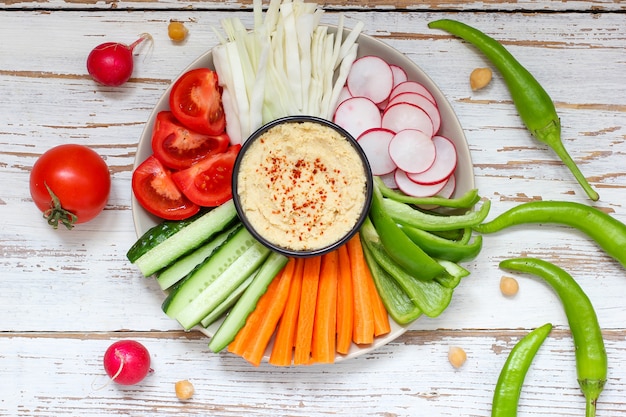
1;1;625;416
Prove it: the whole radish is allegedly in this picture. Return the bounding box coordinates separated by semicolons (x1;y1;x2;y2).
103;340;152;385
87;33;152;86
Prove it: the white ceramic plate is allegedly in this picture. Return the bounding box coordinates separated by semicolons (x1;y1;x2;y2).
132;29;474;363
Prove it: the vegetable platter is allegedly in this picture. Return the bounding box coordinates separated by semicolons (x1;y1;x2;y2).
131;0;476;365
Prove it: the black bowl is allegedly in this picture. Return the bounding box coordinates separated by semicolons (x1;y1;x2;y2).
232;116;373;258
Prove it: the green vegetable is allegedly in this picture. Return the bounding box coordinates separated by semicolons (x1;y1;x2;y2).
360;217;453;317
127;200;238;276
163;225;271;330
473;201;626;270
156;222;242;290
400;225;483;263
500;258;607;417
374;176;481;209
382;196;491;231
208;251;289;352
369;181;445;281
491;323;552;417
428;19;599;201
361;240;423;324
126;213;202;263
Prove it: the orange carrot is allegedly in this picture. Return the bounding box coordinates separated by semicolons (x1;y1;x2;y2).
240;259;296;366
347;233;375;345
293;255;322;365
227;268;285;357
364;256;391;337
335;244;354;355
269;258;304;366
311;250;339;364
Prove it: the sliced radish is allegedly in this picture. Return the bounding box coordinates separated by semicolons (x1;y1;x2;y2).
336;86;353;108
435;174;456;199
388;129;436;174
389;81;437;106
388;92;441;134
347;56;394;105
407;135;457;185
395;169;448;198
357;128;397;176
378;170;398;189
390;64;408;87
333;96;382;139
382;102;435;138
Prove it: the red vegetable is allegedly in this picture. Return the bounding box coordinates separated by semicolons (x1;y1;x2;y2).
30;144;111;229
151;111;230;170
103;340;152;385
87;33;152;87
132;155;200;220
169;68;226;135
172;144;240;207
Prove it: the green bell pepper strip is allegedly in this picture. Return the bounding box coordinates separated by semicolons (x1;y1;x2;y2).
473;201;626;270
369;181;445;281
383;196;491;231
400;225;483;263
428;19;599;201
374;176;481;209
491;323;553;417
360;217;453;318
500;258;607;417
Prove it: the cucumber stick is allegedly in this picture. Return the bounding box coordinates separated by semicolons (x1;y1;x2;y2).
156;223;242;291
200;270;257;328
165;226;272;330
208;251;289;353
130;200;237;277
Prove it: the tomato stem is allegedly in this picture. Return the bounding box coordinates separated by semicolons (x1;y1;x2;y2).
43;183;78;230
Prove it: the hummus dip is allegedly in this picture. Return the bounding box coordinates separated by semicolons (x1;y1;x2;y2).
236;121;368;252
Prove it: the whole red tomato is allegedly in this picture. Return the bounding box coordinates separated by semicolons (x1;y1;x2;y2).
30;144;111;229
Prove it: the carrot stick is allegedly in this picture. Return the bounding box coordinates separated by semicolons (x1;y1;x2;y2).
364;256;391;337
336;244;354;355
293;255;322;365
240;258;296;366
347;233;375;345
311;250;339;364
227;268;285;357
269;258;304;366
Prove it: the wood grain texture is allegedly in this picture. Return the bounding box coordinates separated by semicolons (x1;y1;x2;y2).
0;4;624;416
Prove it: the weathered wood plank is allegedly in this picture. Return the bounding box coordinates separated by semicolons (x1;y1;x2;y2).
1;0;625;12
1;330;625;416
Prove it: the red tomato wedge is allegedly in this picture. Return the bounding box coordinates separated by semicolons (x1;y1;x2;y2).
172;145;241;207
132;155;200;220
151;111;230;170
169;68;226;136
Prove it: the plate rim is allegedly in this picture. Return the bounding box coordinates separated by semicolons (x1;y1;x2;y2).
131;27;475;363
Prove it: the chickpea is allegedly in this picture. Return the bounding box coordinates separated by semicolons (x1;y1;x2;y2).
175;379;195;400
448;346;467;369
500;276;520;297
470;67;492;91
168;21;189;42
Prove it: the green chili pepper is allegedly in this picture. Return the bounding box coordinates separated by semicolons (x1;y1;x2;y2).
369;181;445;281
428;19;599;201
491;323;552;417
500;258;607;417
473;201;626;270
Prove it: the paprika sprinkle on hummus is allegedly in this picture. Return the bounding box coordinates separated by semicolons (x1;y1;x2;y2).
235;119;370;253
